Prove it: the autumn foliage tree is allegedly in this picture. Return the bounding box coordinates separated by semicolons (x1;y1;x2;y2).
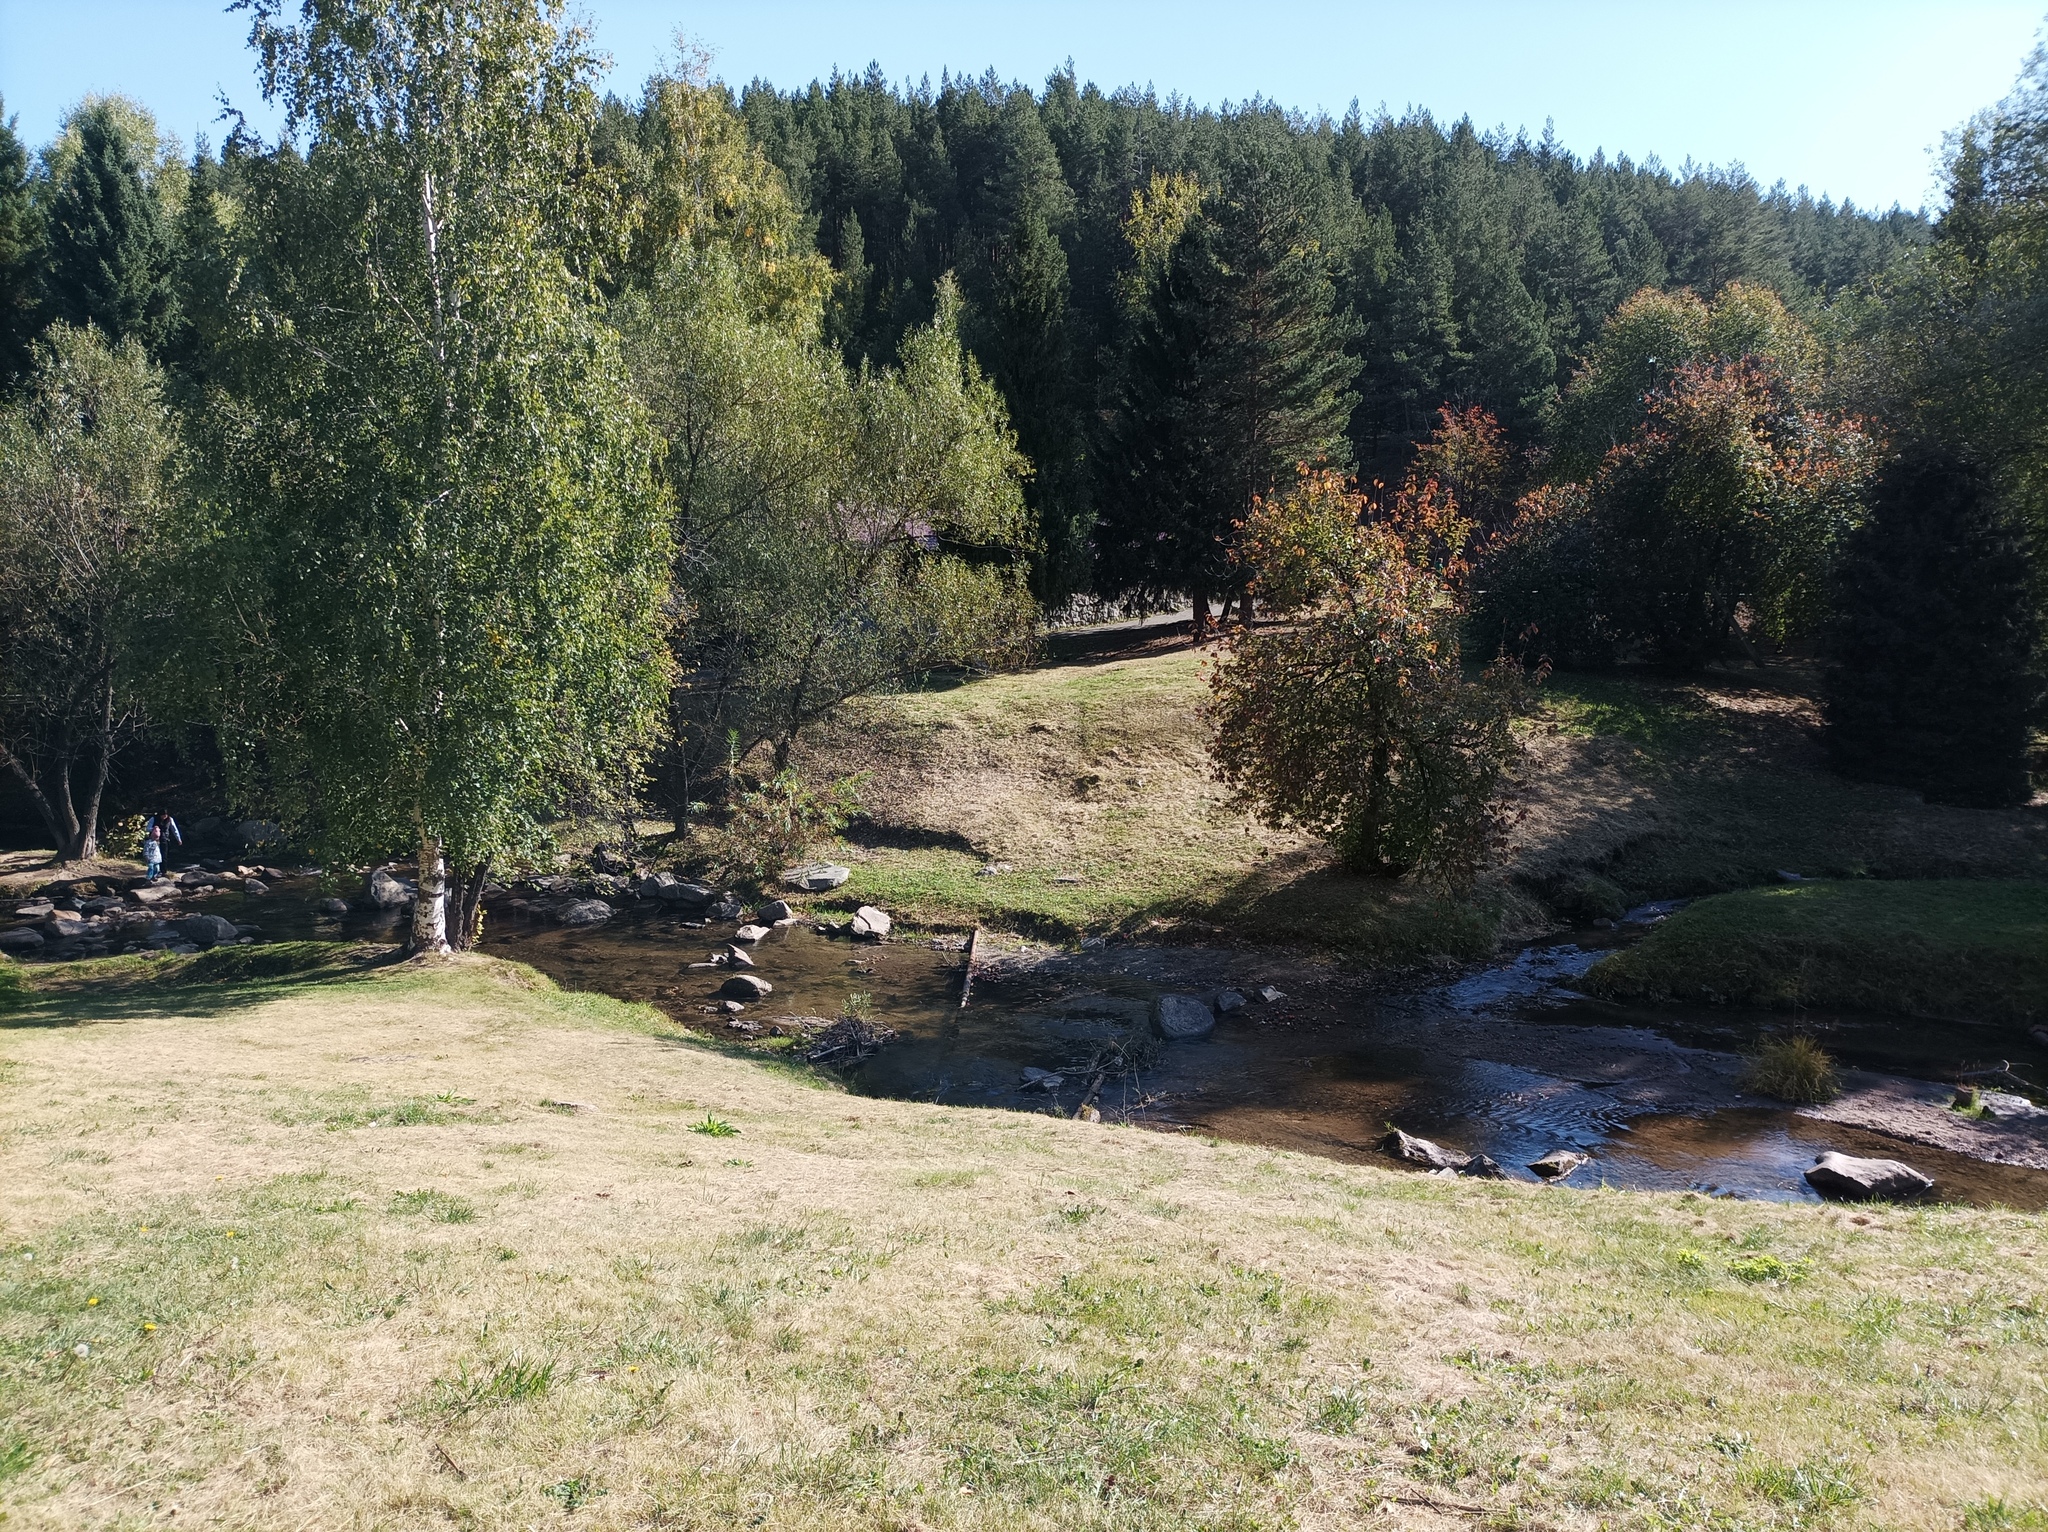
1210;469;1526;881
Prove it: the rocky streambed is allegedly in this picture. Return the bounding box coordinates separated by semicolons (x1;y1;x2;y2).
8;861;2047;1209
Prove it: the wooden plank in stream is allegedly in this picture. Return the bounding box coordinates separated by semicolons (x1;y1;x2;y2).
960;926;981;1008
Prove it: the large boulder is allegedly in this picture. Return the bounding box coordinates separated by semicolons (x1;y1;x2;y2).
755;899;794;924
1979;1090;2046;1122
0;927;44;953
1378;1129;1471;1171
850;906;892;940
784;862;851;892
364;869;415;909
658;880;715;907
175;913;242;949
130;884;180;906
1154;993;1215;1040
559;899;613;926
720;973;774;1000
1804;1151;1934;1202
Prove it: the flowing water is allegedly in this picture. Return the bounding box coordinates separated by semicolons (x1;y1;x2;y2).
170;879;2048;1210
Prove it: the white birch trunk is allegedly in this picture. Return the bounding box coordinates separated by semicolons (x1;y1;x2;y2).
412;833;451;955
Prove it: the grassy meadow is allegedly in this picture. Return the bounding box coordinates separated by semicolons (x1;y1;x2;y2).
1;950;2046;1530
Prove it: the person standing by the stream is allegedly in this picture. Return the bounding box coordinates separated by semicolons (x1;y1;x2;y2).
142;812;181;882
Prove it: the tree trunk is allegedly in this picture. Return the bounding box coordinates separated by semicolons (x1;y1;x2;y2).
411;832;451;955
449;860;491;952
66;686;116;862
1240;589;1255;629
1191;590;1211;644
0;745;65;855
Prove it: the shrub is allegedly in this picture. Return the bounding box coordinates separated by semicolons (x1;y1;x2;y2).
696;769;863;887
1742;1035;1840;1103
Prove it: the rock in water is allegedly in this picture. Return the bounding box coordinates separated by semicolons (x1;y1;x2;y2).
559;900;613;925
722;945;755;968
244;879;269;896
1154;994;1216;1040
1804;1151;1933;1201
316;898;350;916
1377;1129;1471;1171
1528;1149;1590;1181
175;913;241;949
850;906;892;940
732;924;770;944
707;896;744;922
1460;1154;1510;1179
720;973;774;1000
754;899;794;923
1020;1066;1064;1090
365;869;414;909
784;863;851;892
659;881;714;907
1215;989;1247;1014
1979;1090;2046;1121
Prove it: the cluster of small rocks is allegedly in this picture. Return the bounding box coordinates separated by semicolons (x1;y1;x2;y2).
1148;983;1287;1041
1;862;286;961
1377;1129;1591;1183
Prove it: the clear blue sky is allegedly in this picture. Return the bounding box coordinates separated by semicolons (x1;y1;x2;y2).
2;1;2039;212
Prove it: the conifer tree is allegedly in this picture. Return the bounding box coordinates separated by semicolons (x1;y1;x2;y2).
0;102;37;387
1096;139;1357;631
1825;446;2041;808
42;101;174;351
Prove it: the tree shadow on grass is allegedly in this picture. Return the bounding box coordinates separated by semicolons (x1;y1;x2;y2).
0;941;401;1029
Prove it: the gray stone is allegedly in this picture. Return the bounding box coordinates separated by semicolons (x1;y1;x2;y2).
659;880;715;906
1378;1129;1470;1171
707;897;744;922
1256;984;1286;1003
0;927;44;952
754;899;793;923
244;879;269;896
1979;1091;2047;1121
175;913;241;949
559;899;613;926
1804;1151;1934;1201
1020;1066;1065;1090
720;973;774;1000
722;945;755;968
316;898;351;917
1460;1154;1510;1180
130;884;179;906
732;924;770;944
633;871;677;898
365;869;414;909
1155;993;1216;1040
1528;1149;1590;1181
784;862;851;892
850;905;892;940
1215;989;1247;1014
13;901;54;919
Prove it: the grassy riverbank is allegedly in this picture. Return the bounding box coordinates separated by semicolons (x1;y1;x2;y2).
1586;879;2048;1026
790;638;2048;970
0;950;2044;1529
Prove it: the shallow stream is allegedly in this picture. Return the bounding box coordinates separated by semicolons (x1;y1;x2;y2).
200;881;2048;1210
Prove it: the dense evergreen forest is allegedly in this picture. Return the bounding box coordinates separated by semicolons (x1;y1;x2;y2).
733;70;1930;601
0;1;2041;929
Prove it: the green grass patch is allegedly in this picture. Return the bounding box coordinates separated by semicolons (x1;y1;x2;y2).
1585;879;2048;1024
1538;671;1728;752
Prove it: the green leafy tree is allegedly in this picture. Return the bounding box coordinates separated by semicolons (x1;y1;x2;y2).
619;254;1034;808
0;101;39;387
41;99;176;352
0;326;174;859
185;0;673;952
1211;468;1526;881
1825;445;2041;807
1096;137;1358;632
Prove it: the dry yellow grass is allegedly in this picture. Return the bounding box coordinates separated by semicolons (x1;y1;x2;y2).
2;951;2045;1529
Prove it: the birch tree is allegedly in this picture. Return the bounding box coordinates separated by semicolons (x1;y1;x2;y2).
187;0;671;951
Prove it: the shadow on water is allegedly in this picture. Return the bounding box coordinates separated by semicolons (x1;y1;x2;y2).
138;879;2048;1211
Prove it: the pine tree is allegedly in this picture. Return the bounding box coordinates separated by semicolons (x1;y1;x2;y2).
0;103;37;387
1825;446;2041;808
1097;139;1357;631
43;101;174;350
